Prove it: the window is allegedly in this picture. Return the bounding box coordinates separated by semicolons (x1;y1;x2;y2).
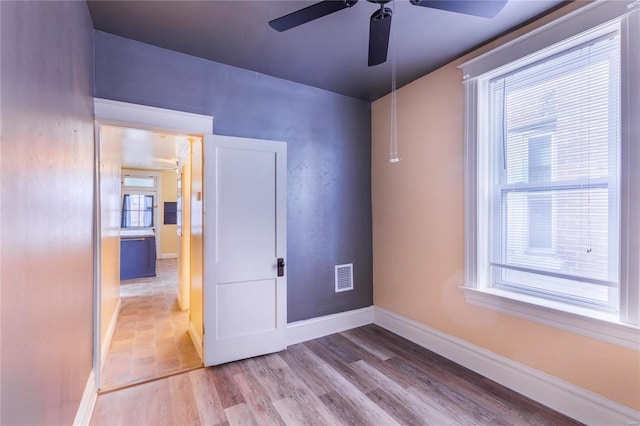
122;194;154;228
489;33;620;311
121;171;159;229
123;176;155;188
460;1;639;349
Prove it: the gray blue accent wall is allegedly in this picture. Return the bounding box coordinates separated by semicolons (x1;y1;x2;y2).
94;31;373;322
0;1;95;424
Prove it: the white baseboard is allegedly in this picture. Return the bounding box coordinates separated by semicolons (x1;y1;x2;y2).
373;306;640;425
159;253;177;259
189;322;203;361
100;298;121;368
73;369;97;426
286;306;374;346
176;289;183;311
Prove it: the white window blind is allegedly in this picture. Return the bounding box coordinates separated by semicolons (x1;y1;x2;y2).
487;33;620;309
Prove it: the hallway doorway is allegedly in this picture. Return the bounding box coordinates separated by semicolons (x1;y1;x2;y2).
93;99;212;392
95;123;204;392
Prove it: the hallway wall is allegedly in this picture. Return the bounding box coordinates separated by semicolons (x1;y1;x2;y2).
99;126;123;358
160;170;178;257
0;1;95;424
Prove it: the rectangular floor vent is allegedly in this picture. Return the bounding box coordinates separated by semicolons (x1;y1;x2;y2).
335;264;354;293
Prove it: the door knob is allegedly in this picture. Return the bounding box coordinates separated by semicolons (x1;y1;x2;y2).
277;258;285;277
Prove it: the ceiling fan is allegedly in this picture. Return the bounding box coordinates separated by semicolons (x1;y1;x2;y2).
269;0;508;66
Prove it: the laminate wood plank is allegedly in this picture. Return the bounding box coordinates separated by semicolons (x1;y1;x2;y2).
324;332;383;365
187;368;227;426
356;325;458;373
340;328;394;361
263;352;288;370
129;379;175;426
314;334;362;363
351;359;458;425
90;386;123;425
209;363;245;409
278;343;326;371
167;372;202;426
317;363;402;426
224;403;258;426
272;393;343;426
303;339;379;394
279;344;334;396
472;374;547;417
233;368;286;426
366;387;428;426
318;390;371;426
243;355;308;401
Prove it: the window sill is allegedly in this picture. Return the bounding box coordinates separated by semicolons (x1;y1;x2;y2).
460;286;639;351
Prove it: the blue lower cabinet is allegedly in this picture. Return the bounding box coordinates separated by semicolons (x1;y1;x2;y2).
120;236;156;280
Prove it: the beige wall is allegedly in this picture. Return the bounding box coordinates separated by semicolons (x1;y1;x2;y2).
177;153;192;311
100;126;123;349
371;2;639;411
160;170;178;257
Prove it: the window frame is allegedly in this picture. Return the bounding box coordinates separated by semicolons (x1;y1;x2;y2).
121;170;160;230
459;1;639;350
121;191;156;229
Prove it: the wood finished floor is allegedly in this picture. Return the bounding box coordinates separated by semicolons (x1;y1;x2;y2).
101;259;202;392
92;324;582;425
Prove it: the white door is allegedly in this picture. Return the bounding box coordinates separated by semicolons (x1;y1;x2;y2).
203;135;287;366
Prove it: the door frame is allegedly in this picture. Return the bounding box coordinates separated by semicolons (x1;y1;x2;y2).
93;98;213;389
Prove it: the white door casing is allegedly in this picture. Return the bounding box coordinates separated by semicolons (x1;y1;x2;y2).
93;98;213;385
203;135;287;366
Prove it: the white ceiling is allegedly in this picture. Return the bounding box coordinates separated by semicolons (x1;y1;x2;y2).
102;125;188;171
86;0;567;101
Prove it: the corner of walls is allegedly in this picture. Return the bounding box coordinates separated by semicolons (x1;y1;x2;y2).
371;0;639;413
93;31;374;324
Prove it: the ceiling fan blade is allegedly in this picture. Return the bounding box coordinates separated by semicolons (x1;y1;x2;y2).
269;0;357;32
368;7;392;66
409;0;507;18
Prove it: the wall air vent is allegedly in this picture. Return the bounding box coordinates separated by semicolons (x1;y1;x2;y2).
335;264;354;293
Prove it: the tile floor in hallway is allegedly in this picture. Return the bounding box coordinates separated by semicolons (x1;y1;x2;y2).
100;258;202;392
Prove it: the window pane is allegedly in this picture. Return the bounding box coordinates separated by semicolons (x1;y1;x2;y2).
123;176;155;188
502;188;611;281
489;33;620;308
499;268;610;304
122;194;154;228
